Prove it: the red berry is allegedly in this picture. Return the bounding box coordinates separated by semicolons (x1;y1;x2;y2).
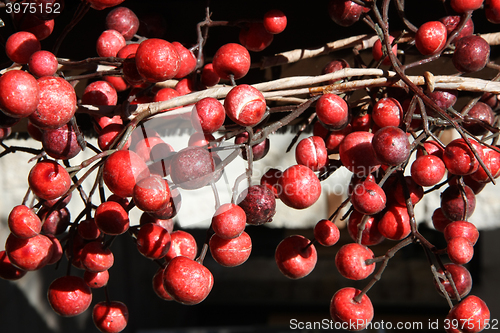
393;176;424;206
295;136;328;171
81;241;114;272
148;184;182;220
432;207;452;232
175;77;196;95
0;70;39;118
93;301;129;333
372;97;403;128
39;206;71;236
335;243;375;280
263;9;287;34
339;131;381;177
164;230;198;262
450;0;484;13
237;185;276;225
348;210;385;246
43;231;64;264
153;87;181;112
200;63;220;87
443;138;484;176
96;29;126;58
5;31;41;64
172;41;197;79
209;231;252;267
136;223;172;259
139;212;174;233
439;16;474;42
434;263;472;300
17;13;54;41
191;97;226;134
415;21;447;55
95;201;130;236
122;55;145;87
162;256;213;305
135;38;180;82
84;270;110;289
104;75;129;92
446;295;490;333
315;122;352;154
486;0;500;23
330;287;374;331
188;132;215;148
5;233;53;271
444;221;479;245
0;250;27;281
315;93;349;130
411;155;446;186
82;80;118;106
314;219;340;246
372;36;397;66
447;237;474;265
117;42;140;59
239;22;274;52
29;76;77;130
235;130;270;161
78;218;101;240
28;159;71;201
275;235;317;279
372;126;410;166
452;35;490;73
351;113;371;132
133;175;171;212
47;276;92;317
212;43;251;80
98;124;129;151
8;205;42;239
105;6;139;40
378;204;411;240
260;168;283;197
463;101;495;136
211;203;246;240
170;146;215;190
152;267;172;300
278;164;322;209
42;123;82;160
440;184;476;221
416;140;445;159
427;89;459;115
351;181;386;215
328;0;364;27
133;135;165;162
470;146;500;182
103;150;150;198
224;84;266;127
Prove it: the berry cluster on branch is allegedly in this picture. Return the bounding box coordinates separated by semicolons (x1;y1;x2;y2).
1;0;500;332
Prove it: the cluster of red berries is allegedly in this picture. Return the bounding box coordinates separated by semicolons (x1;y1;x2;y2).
0;0;499;332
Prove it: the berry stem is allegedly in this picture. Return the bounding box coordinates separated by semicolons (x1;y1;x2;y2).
302;239;316;252
431;264;455;309
196;228;215;265
286;112;317;153
353;237;413;303
327;197;351;221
